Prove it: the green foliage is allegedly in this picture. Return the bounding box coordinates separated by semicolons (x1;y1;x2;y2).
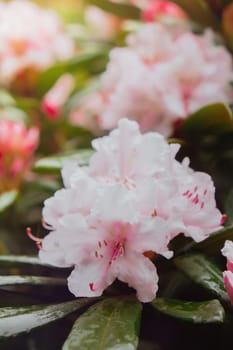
151;298;225;323
0;299;95;339
174;253;228;301
171;0;220;30
86;0;141;19
34;149;93;174
182;103;233;137
63;298;142;350
37;51;109;96
0;191;18;213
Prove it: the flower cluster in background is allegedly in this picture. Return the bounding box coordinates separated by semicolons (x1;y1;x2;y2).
73;22;233;136
0;0;74;92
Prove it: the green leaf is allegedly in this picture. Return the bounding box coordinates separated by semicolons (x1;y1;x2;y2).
0;275;66;287
62;298;142;350
87;0;140;19
0;190;18;213
182;103;233;137
225;188;233;226
37;51;109;96
171;0;220;30
174;253;228;301
33;149;93;174
151;298;225;323
195;226;233;255
0;298;97;338
0;255;56;267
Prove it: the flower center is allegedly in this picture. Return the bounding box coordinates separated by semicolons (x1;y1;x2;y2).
89;239;125;292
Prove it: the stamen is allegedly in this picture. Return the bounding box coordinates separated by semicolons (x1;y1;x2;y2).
41;219;53;230
26;227;45;251
95;251;98;258
192;194;199;204
183;190;189;196
98;241;102;248
26;227;43;242
151;209;157;218
104;240;108;246
89;240;125;292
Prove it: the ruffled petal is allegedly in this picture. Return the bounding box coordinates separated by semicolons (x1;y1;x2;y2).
116;252;159;302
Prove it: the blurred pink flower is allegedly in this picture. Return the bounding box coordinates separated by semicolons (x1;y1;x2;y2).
85;5;123;40
222;240;233;303
75;23;233;136
0;0;74;87
69;92;105;134
0;119;39;191
38;119;223;302
42;74;74;120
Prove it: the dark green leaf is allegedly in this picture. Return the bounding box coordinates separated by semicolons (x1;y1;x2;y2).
0;298;96;338
195;226;233;255
151;298;225;323
225;188;233;226
33;149;93;174
0;255;56;267
174;253;228;301
171;0;220;30
182;103;233;137
0;190;18;213
87;0;140;19
62;298;142;350
37;51;109;95
0;275;66;287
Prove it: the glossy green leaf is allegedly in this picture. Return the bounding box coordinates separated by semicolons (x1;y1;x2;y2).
151;298;225;323
0;190;18;213
0;298;96;338
0;255;57;267
174;253;228;301
172;0;220;30
33;149;93;173
87;0;140;19
195;226;233;255
62;298;142;350
0;275;66;286
37;51;108;95
182;103;233;136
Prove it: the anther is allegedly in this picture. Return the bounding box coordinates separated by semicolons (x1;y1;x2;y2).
221;214;227;225
151;209;157;218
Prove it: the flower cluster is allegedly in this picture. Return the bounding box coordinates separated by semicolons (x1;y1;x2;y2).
0;0;74;88
39;119;224;302
0;119;39;192
74;23;233;136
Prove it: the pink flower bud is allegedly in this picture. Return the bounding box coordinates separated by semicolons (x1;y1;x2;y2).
0;120;39;191
42;74;74;120
142;0;187;22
